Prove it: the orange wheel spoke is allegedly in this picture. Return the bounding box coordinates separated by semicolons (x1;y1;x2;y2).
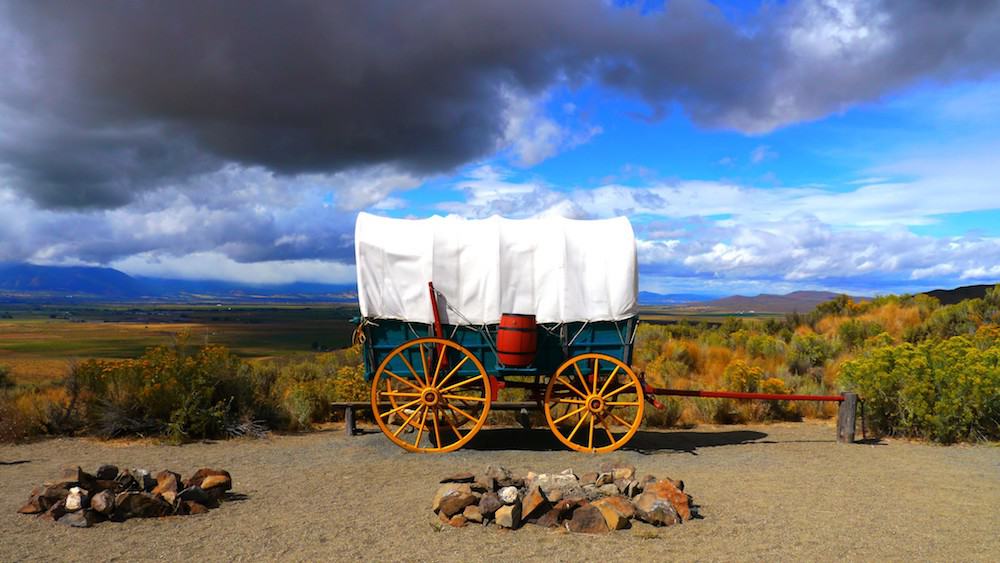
607;401;640;406
553;398;586;404
555;377;588;399
598;365;620;396
446;402;479;423
443;394;485;402
440;375;481;393
392;406;423;437
567;412;589;442
414;407;429;447
384;370;421;392
432;407;444;448
435;356;470;389
418;343;430;384
604;381;635;399
382;391;421;397
608;412;631;427
588;414;595;451
592;360;599;396
379;398;422;419
398;354;426;387
599;416;616;444
573;363;592;394
552;405;586;424
430;346;446;387
444;414;464;440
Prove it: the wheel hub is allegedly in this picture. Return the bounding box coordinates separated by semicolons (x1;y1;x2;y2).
421;387;442;407
586;395;605;414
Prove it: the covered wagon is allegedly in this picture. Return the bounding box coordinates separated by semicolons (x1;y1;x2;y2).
354;212;645;453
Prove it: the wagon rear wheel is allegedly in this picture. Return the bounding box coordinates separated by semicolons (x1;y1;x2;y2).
543;353;644;453
371;337;491;453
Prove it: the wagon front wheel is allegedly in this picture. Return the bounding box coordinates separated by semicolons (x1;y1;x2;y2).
543;353;644;453
371;337;491;453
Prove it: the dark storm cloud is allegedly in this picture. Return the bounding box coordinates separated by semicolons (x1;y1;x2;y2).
1;0;999;209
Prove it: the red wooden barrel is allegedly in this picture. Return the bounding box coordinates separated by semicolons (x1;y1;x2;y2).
496;313;537;367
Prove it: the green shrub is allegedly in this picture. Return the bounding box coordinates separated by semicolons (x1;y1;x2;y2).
787;333;833;375
839;335;1000;443
0;365;13;389
837;319;885;351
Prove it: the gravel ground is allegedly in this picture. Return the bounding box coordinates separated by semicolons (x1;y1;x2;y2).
2;421;998;562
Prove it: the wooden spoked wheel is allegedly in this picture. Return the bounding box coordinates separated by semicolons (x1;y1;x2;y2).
543;353;644;453
371;337;491;453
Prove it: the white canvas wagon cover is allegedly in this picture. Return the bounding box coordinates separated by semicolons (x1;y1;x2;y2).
355;212;638;325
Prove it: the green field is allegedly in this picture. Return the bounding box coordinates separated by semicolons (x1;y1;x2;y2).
0;303;359;384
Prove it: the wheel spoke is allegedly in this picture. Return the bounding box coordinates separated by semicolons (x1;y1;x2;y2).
444;413;464;440
430;346;446;387
604;381;635;399
443;394;486;402
414;407;429;447
432;407;443;448
552;398;586;405
606;401;640;406
379;398;422;419
555;376;588;399
382;391;421;397
592;359;599;397
608;411;631;427
552;405;586;424
440;375;480;393
384;370;421;392
435;356;470;389
573;362;592;394
588;414;594;451
392;406;424;437
446;402;479;423
418;342;430;384
598;365;620;396
599;416;616;444
566;411;589;442
398;354;426;387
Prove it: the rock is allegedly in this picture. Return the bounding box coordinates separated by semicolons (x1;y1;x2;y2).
545;488;563;503
91;490;115;515
533;506;564;528
473;475;495;492
57;510;98;528
65;487;88;512
624;480;641;498
40;499;68;522
521;486;547;519
17;488;47;515
447;515;468;528
579;472;598;486
566;504;609;534
126;469;156;492
597;483;620;496
440;472;475;483
114;492;171;519
633;492;680;526
462;504;483;524
592;499;630;530
183;501;210;515
177;486;219;509
432;483;472;513
529;472;579;495
439;491;477;518
595;472;614;486
478;492;503;519
495;503;521;529
95;464;119;481
553;498;583;512
185;468;232;492
498;486;519;505
645;480;691;521
483;465;516;487
152;471;182;504
599;495;635;519
600;462;637;482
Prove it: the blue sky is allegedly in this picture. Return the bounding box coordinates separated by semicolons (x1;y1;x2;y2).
1;1;999;296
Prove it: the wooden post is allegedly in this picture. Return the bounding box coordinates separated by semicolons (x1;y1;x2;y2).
344;405;356;437
837;392;858;443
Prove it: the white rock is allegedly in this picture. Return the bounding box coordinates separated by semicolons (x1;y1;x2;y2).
498;486;519;504
65;486;87;511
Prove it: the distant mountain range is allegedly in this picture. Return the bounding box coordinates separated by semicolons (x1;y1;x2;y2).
684;290;849;313
0;263;356;303
0;262;994;310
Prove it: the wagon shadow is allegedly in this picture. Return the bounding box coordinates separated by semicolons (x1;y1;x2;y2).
464;428;768;455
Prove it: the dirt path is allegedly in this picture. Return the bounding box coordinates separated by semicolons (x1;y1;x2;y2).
2;421;998;562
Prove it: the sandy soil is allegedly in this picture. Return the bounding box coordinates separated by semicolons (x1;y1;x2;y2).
2;421;998;562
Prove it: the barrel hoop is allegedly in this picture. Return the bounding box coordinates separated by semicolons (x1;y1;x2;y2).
501;313;536;318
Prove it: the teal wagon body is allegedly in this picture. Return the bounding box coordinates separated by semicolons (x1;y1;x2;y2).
358;317;637;381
